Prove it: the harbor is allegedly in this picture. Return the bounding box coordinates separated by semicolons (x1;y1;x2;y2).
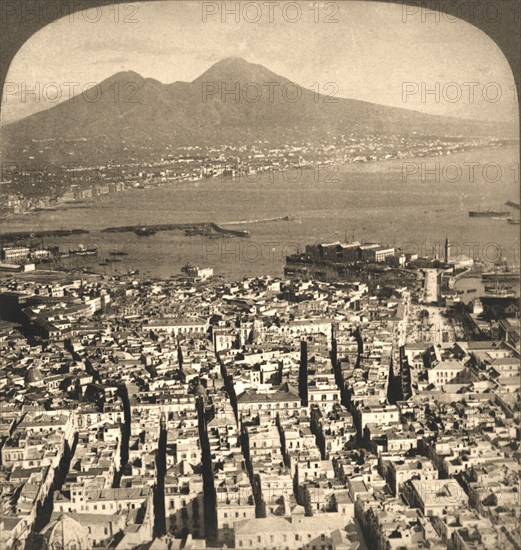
1;147;519;280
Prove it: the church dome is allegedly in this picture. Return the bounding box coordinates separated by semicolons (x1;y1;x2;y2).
41;514;89;550
26;365;44;384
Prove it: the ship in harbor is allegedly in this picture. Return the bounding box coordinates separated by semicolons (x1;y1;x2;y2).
483;281;517;298
482;271;520;283
468;209;510;218
481;260;520;294
62;244;98;257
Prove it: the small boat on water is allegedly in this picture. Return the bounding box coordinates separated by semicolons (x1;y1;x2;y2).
109;249;129;256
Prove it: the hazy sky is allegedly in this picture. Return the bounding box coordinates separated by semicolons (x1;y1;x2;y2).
2;0;518;124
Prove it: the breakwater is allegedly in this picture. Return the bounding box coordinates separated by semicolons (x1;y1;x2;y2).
100;222;250;238
0;228;89;243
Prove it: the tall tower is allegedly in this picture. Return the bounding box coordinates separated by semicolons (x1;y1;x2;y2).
444;236;450;264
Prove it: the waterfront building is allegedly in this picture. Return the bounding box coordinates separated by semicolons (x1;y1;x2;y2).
1;247;30;263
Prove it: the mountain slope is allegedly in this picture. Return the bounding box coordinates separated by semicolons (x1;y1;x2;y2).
2;57;514;161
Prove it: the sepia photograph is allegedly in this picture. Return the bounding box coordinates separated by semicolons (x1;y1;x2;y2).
0;0;519;548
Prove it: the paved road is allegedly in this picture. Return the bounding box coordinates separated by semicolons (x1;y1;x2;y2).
423;269;438;304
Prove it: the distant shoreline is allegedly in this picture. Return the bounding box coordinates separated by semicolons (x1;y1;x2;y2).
2;143;518;228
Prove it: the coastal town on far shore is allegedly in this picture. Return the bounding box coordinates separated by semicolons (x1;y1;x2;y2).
0;135;511;217
0;226;519;549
